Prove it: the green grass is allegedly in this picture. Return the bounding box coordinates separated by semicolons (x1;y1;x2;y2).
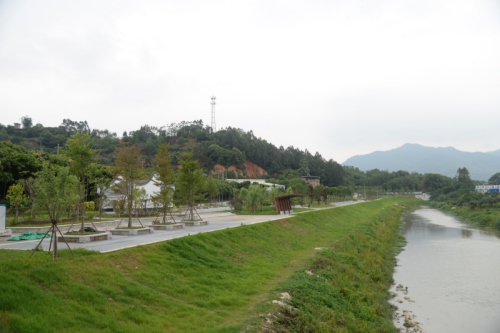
266;200;413;332
233;208;279;215
0;197;418;333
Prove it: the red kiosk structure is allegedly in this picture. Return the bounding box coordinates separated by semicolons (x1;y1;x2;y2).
274;194;301;215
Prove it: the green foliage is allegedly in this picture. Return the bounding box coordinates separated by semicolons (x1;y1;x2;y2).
0;142;41;199
34;166;79;224
205;177;219;204
113;144;145;227
239;185;265;212
175;151;206;220
152;143;175;223
455;167;473;187
488;172;500;185
207;144;245;168
298;158;310;176
343;166;425;193
6;181;28;223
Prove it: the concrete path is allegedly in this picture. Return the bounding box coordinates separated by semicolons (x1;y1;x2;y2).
0;201;362;253
0;213;288;253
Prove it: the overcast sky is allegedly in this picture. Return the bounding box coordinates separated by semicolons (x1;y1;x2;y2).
1;0;499;163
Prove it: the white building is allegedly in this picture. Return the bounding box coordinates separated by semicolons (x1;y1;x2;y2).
102;174;174;212
475;185;500;193
225;178;285;190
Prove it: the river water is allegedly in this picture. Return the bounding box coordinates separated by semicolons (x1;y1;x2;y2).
391;207;500;332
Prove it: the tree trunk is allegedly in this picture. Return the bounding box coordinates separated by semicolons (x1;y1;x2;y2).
52;224;57;261
128;197;133;228
81;202;86;234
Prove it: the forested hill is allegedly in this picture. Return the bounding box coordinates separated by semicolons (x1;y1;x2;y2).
0;118;344;187
342;143;500;181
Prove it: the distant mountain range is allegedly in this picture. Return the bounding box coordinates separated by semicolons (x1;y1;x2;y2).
342;143;500;181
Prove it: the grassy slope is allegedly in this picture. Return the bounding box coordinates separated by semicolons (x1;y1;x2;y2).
0;197;417;333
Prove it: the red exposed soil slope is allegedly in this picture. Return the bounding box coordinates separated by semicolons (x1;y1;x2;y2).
244;161;267;178
212;161;267;178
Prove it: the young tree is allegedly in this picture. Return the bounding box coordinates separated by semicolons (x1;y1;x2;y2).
6;181;27;223
269;186;280;207
133;187;148;217
35;166;79;259
23;177;37;220
152;143;175;223
257;186;269;212
205;177;219;206
240;185;262;212
307;184;314;205
63;133;98;232
175;151;206;221
321;186;329;205
313;186;323;205
113;144;144;228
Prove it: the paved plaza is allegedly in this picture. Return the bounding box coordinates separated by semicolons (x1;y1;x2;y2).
0;201;363;253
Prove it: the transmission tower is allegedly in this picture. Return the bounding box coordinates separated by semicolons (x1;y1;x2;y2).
211;96;216;133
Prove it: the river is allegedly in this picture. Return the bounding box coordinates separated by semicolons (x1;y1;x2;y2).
391;207;500;332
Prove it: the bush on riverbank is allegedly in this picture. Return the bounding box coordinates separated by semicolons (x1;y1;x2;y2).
0;197;418;332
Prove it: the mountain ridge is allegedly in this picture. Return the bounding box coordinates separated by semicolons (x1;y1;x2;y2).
342;143;500;181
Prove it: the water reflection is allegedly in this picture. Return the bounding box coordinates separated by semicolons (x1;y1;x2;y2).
461;228;472;238
391;207;500;333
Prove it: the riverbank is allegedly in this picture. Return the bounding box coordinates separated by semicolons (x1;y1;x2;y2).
0;197;418;332
429;201;500;231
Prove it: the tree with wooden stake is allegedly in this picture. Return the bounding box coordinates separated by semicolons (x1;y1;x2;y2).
31;166;79;260
175;151;206;221
152;143;176;223
63;133;98;234
113;143;145;228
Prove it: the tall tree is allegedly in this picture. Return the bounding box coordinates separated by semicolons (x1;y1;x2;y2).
63;133;98;232
113;144;144;228
175;151;206;220
455;167;473;187
205;177;219;206
152;143;175;223
35;166;79;259
21;116;33;129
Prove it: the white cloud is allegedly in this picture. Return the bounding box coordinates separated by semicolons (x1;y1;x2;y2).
1;0;499;162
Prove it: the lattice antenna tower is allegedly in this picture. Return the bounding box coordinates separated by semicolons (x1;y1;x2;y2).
211;96;216;133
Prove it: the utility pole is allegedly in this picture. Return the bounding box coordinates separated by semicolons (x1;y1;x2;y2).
211;96;216;133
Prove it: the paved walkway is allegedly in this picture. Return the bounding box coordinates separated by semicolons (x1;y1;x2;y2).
0;201;363;253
